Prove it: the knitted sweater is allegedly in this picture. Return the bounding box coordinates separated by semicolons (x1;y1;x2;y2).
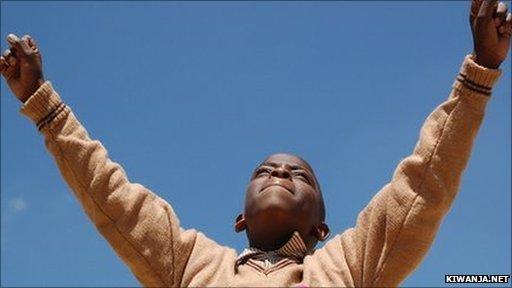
20;55;501;287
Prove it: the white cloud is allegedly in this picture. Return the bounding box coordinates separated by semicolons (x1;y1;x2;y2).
10;198;27;212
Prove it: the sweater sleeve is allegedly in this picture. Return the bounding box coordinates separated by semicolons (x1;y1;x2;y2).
336;55;502;287
20;83;199;287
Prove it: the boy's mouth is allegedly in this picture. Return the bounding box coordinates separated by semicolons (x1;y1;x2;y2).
260;180;295;195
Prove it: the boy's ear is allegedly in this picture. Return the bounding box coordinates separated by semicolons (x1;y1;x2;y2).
312;222;330;241
234;214;246;233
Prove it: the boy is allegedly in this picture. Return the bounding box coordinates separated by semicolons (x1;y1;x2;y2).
1;0;510;286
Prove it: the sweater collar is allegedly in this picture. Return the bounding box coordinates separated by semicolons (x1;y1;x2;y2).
235;231;308;268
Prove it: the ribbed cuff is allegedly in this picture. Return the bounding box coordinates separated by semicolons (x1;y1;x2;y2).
459;54;502;90
20;81;68;130
451;55;502;111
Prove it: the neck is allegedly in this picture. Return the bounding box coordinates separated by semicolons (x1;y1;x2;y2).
247;228;294;251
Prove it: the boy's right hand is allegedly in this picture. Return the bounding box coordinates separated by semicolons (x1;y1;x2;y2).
1;33;45;103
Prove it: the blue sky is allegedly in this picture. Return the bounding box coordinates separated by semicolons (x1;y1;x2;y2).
1;1;510;287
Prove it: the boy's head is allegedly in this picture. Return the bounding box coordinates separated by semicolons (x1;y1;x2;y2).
235;153;330;252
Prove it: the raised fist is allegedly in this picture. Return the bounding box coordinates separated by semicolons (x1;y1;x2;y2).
470;0;512;68
0;34;45;103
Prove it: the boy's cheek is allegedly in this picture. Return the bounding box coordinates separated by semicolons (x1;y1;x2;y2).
246;178;266;194
244;180;265;206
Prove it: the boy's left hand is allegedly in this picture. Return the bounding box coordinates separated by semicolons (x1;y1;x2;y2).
471;0;512;69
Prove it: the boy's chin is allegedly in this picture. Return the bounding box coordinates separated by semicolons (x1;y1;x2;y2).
250;204;299;229
254;198;296;217
246;193;307;231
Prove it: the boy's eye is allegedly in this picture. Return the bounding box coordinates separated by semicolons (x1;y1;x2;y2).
294;172;311;184
254;168;270;178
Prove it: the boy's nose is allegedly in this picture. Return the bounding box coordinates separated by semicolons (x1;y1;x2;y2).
270;166;292;180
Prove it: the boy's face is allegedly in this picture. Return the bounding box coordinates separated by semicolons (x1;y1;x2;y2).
237;153;328;251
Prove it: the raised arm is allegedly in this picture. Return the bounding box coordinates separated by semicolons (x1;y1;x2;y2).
314;1;510;287
337;54;502;287
0;34;200;287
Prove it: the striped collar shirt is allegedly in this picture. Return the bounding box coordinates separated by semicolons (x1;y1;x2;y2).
235;232;308;270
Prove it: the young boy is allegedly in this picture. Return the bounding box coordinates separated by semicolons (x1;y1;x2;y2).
1;0;510;286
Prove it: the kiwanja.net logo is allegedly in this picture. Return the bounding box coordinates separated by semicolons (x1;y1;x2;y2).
445;274;510;284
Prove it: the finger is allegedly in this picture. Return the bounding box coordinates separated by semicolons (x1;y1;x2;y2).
471;0;484;24
7;33;34;58
22;34;39;53
0;56;8;74
2;48;11;58
2;49;17;68
2;48;16;67
479;0;499;18
499;12;512;35
6;53;17;67
494;2;508;27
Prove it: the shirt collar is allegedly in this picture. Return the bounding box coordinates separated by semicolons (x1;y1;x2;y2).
235;231;308;268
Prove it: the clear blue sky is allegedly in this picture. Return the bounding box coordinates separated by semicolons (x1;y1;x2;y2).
1;1;510;287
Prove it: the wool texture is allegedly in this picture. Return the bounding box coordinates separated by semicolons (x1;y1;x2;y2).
20;55;502;287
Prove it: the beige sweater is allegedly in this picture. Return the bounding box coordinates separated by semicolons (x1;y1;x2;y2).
20;55;501;287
